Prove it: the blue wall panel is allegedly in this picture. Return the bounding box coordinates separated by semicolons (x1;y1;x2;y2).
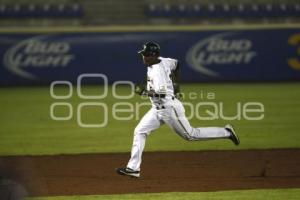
1;28;300;85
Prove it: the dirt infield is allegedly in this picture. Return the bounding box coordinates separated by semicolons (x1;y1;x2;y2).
0;149;300;197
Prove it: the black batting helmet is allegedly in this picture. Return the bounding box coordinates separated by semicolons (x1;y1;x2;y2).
138;42;160;56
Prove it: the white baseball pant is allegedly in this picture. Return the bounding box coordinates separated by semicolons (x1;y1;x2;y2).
127;98;231;171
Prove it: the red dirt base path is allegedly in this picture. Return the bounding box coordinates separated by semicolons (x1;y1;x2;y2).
0;149;300;197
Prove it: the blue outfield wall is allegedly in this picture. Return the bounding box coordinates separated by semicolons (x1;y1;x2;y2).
1;27;300;85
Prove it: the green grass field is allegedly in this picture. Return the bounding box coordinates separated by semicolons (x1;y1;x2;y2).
26;189;300;200
0;83;300;156
1;83;300;200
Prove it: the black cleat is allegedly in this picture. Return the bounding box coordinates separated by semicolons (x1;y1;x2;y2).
115;167;140;178
225;124;240;145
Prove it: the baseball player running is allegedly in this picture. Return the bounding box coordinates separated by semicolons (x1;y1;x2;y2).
116;42;240;178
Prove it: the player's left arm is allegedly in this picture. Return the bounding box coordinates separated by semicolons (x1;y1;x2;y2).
171;61;181;96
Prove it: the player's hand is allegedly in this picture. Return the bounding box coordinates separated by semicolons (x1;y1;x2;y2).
173;83;182;99
174;83;180;94
146;90;155;97
134;82;146;96
175;92;183;100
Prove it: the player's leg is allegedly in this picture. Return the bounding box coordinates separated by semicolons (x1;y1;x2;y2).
169;106;228;140
165;100;238;143
126;108;162;172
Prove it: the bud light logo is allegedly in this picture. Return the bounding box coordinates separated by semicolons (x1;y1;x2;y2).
186;32;256;77
4;36;74;79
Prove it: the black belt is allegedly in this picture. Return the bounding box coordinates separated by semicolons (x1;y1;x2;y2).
156;105;165;110
155;96;176;110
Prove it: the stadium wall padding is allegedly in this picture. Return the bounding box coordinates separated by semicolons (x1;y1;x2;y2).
1;26;300;85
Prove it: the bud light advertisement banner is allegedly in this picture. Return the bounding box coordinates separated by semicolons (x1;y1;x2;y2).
1;28;300;85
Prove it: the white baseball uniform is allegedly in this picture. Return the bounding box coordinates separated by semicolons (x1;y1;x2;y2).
127;57;231;171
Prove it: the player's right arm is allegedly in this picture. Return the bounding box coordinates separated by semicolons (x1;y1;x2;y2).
134;79;166;98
